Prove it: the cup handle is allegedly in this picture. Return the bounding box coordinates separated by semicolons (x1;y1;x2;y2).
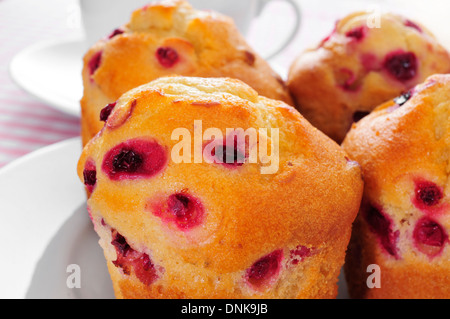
255;0;301;60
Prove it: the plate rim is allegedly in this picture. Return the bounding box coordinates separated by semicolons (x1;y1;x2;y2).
0;137;85;298
0;136;81;174
8;36;85;118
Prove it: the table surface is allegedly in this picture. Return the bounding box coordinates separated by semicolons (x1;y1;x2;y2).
1;0;449;169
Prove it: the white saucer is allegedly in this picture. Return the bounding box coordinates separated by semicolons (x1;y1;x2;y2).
0;137;114;299
9;37;86;118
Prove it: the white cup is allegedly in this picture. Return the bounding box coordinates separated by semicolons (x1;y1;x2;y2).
79;0;300;59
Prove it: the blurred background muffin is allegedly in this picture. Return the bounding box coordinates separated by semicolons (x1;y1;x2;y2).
81;0;293;146
287;11;450;143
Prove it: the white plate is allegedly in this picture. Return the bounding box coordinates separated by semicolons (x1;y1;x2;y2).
0;137;114;299
9;37;86;118
0;137;348;299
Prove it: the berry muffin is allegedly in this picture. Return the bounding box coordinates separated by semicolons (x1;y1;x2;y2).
342;74;450;299
287;11;450;143
81;0;293;146
77;76;363;299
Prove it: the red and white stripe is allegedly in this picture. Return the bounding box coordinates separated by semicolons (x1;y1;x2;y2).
0;0;81;168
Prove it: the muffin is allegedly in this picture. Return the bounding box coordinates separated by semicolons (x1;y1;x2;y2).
81;0;293;146
77;76;363;299
287;11;450;143
342;74;450;299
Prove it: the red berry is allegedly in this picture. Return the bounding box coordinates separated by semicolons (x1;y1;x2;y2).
289;245;313;265
112;149;143;173
345;26;367;41
111;229;133;274
156;47;179;68
383;51;417;82
100;102;116;122
405;20;422;32
152;193;205;230
364;204;399;258
209;135;247;167
83;160;97;193
413;217;447;257
88;51;102;76
415;181;443;208
102;139;167;181
246;250;283;289
108;28;124;39
110;229;160;285
132;253;158;286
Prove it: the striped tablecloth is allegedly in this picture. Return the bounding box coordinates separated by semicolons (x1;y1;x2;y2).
0;0;81;168
1;0;445;169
